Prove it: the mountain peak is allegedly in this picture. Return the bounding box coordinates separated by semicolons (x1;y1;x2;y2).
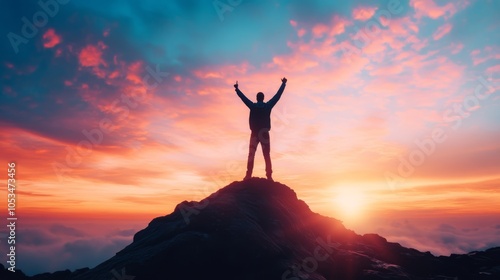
70;178;499;280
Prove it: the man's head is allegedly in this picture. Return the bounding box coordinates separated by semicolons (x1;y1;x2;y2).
256;92;264;102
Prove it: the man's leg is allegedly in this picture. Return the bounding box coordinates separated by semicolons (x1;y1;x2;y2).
260;130;273;180
245;131;259;180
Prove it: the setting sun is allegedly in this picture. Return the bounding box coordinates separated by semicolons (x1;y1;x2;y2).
334;188;367;219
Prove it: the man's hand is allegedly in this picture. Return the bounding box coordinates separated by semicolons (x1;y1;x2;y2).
281;77;287;83
234;81;238;89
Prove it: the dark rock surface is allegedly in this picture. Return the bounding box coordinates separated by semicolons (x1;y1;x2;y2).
4;178;500;279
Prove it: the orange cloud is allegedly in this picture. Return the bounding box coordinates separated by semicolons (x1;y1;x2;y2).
42;28;61;48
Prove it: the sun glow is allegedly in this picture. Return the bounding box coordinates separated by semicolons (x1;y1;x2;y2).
334;188;367;220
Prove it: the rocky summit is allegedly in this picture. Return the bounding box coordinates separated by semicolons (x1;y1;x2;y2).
3;178;500;280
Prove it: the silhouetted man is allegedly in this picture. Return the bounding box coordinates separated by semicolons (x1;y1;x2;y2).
234;77;287;181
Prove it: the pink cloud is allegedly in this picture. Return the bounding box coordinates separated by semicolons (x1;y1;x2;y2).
329;15;351;36
433;23;453;40
410;0;466;19
409;36;429;51
125;61;144;84
108;70;120;79
193;62;250;80
103;28;110;37
297;28;306;38
470;46;500;66
352;6;378;21
450;43;464;54
42;29;61;48
369;64;404;77
313;16;351;38
486;64;500;76
55;48;63;57
388;17;419;36
290;16;349;39
78;43;107;67
312;23;329;38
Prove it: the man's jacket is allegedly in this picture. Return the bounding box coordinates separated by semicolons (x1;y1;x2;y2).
236;82;286;132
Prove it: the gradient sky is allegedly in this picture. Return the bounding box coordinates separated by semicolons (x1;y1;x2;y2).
0;0;499;275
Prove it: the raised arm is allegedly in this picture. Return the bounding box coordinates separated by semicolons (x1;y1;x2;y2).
267;77;287;108
234;81;253;108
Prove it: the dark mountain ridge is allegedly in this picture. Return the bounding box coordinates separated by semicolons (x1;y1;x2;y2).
3;178;500;279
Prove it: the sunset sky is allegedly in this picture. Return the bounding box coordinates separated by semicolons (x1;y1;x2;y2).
1;0;499;275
